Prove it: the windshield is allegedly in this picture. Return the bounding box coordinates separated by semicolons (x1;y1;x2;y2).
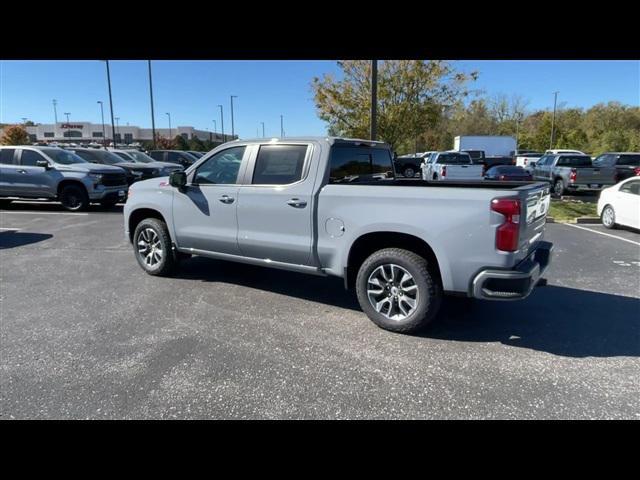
99;151;128;165
125;150;156;163
41;148;88;165
557;156;592;167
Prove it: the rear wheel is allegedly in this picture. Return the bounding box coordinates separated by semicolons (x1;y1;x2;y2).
553;178;565;197
59;184;89;211
355;248;442;334
601;205;617;229
133;218;177;276
403;167;415;178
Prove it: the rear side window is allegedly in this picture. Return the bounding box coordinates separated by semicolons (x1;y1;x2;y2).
618;155;640;167
149;151;164;162
0;149;16;164
593;154;615;167
620;180;640;195
20;149;46;166
329;145;393;183
252;145;308;185
557;156;592;167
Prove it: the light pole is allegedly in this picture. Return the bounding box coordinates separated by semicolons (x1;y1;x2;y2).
550;91;559;150
115;117;120;144
97;101;106;146
230;95;237;139
64;112;70;123
165;112;172;140
515;112;522;153
21;117;27;124
261;122;265;138
370;59;378;141
280;114;284;138
218;105;225;142
105;60;117;147
148;60;157;149
52;99;58;124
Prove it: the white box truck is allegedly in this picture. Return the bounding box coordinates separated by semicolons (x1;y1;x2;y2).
454;136;517;157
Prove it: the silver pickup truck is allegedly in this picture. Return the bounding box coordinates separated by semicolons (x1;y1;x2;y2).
532;153;616;196
124;137;553;334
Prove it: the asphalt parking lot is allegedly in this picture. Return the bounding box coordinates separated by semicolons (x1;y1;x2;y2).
1;201;639;419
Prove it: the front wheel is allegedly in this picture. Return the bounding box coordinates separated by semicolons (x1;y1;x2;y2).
133;218;177;276
355;248;442;334
59;184;89;211
601;205;617;229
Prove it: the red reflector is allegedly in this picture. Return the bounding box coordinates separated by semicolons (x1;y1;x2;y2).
491;198;521;252
442;166;447;178
499;175;506;180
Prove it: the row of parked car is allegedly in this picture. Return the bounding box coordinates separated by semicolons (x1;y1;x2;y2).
0;145;210;211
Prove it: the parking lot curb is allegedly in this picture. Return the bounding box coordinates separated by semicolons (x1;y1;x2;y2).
576;217;601;224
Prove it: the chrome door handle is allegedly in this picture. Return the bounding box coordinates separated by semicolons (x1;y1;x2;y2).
219;195;235;204
17;169;28;174
286;198;307;208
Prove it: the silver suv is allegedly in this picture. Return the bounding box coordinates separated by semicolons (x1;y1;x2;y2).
0;146;128;211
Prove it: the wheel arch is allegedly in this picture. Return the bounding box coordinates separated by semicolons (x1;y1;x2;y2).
57;179;88;198
344;231;443;291
128;208;169;243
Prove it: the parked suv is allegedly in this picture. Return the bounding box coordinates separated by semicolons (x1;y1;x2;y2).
592;152;640;183
148;150;199;168
70;148;166;185
0;146;128;210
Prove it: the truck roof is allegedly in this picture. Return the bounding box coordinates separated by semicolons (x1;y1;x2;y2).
224;136;389;147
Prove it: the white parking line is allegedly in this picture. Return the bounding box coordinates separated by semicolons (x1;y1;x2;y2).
563;223;640;246
0;211;89;216
0;227;21;231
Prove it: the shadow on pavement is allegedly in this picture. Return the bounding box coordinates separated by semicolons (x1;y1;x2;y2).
0;230;53;249
0;201;124;214
177;257;639;358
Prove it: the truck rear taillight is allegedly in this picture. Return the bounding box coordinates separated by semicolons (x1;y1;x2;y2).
499;175;506;180
569;168;577;183
491;198;521;252
634;167;640;176
441;166;447;178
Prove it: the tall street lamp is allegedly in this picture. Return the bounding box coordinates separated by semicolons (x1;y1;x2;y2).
212;120;217;143
230;95;237;139
218;105;225;142
280;115;284;138
261;122;265;138
97;101;106;146
165;112;172;139
52;99;58;124
115;117;120;143
148;60;157;149
105;60;117;147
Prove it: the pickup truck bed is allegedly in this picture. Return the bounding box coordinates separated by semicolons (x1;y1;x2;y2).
124;137;552;334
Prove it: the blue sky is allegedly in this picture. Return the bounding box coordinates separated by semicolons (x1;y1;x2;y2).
1;60;638;137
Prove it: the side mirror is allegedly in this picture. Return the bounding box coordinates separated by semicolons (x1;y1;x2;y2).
169;170;187;188
36;159;51;169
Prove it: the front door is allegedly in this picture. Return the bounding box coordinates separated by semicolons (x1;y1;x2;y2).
236;143;316;265
13;149;56;198
172;145;248;254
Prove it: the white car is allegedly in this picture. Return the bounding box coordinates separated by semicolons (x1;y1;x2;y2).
597;176;640;230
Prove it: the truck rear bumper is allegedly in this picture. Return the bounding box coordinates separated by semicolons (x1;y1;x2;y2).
470;241;553;300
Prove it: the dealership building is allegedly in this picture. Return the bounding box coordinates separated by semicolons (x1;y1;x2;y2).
13;121;236;145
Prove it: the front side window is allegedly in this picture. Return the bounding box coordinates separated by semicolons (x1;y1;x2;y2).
329;145;393;183
593;154;615;167
41;148;88;165
194;146;246;185
0;149;16;164
20;149;46;166
252;144;308;185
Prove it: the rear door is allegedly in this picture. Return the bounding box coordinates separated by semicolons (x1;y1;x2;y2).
0;148;18;196
171;145;249;254
236;142;317;265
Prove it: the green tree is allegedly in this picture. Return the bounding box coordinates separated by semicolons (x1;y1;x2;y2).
174;134;189;151
312;60;477;152
189;136;205;151
1;124;30;145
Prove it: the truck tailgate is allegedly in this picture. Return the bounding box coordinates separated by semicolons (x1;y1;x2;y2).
444;164;483;180
574;167;616;186
520;183;551;252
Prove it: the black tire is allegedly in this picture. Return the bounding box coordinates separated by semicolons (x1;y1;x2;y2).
355;248;443;334
552;178;564;197
59;184;89;211
601;204;617;229
133;218;177;276
403;167;415;178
